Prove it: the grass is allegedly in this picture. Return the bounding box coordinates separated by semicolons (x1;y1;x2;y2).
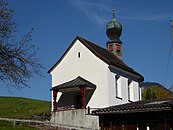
0;120;37;130
0;96;51;119
0;127;37;130
0;96;52;129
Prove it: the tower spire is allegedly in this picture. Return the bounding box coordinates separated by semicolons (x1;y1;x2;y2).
106;7;123;60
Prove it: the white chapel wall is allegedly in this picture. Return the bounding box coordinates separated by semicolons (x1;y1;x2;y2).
50;39;109;109
107;69;141;106
132;81;140;101
108;70;128;106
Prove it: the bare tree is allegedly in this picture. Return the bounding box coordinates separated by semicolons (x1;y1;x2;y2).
0;0;44;89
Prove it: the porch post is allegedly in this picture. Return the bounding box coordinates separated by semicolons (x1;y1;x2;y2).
80;86;86;109
53;90;58;112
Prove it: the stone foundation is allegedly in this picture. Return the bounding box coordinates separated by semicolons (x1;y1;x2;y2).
50;109;99;130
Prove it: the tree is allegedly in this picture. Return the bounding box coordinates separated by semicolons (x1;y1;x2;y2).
143;88;156;100
142;85;172;101
0;0;44;89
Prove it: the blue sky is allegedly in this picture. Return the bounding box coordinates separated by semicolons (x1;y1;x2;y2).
1;0;173;101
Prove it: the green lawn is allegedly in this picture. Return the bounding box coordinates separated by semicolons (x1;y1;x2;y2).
0;97;52;129
0;96;51;119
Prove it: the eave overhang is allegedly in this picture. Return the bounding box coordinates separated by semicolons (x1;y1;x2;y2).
92;98;173;115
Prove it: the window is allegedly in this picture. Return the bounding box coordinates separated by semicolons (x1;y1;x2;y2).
139;86;141;100
128;80;132;102
116;44;121;52
115;76;118;96
108;44;113;51
115;75;121;99
78;52;80;58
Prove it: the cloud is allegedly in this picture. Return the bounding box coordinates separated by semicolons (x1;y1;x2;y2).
120;13;173;21
68;0;173;24
68;0;110;26
70;0;111;13
69;0;173;22
85;11;107;26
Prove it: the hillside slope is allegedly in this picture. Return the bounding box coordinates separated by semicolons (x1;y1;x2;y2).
141;82;173;100
0;97;51;120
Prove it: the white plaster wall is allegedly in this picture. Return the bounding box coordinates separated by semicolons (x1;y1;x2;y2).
129;82;134;101
108;70;129;106
129;81;140;102
121;77;128;102
132;81;140;101
108;69;141;106
50;39;109;109
117;77;122;98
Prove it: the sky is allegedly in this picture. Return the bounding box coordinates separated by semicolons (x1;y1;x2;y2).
0;0;173;101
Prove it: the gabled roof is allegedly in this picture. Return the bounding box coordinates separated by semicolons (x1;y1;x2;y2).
92;98;173;115
51;76;96;91
48;36;144;81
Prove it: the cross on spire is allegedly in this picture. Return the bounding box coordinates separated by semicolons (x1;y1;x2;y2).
112;5;115;18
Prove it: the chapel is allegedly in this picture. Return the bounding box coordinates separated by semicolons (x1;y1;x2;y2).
48;9;144;112
48;9;144;129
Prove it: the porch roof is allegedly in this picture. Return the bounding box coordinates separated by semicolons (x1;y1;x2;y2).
51;76;96;92
92;98;173;115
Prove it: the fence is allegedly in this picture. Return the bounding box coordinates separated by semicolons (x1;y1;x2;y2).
0;117;50;127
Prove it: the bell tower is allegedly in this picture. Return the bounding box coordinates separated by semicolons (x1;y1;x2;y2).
106;8;122;60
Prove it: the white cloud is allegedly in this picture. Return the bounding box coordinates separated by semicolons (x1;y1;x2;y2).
85;11;107;26
68;1;173;24
70;0;111;13
69;0;173;22
68;0;110;26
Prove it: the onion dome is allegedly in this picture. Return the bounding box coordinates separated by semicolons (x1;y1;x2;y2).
106;9;122;44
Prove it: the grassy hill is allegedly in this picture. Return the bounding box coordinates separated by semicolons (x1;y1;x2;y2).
0;96;51;120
